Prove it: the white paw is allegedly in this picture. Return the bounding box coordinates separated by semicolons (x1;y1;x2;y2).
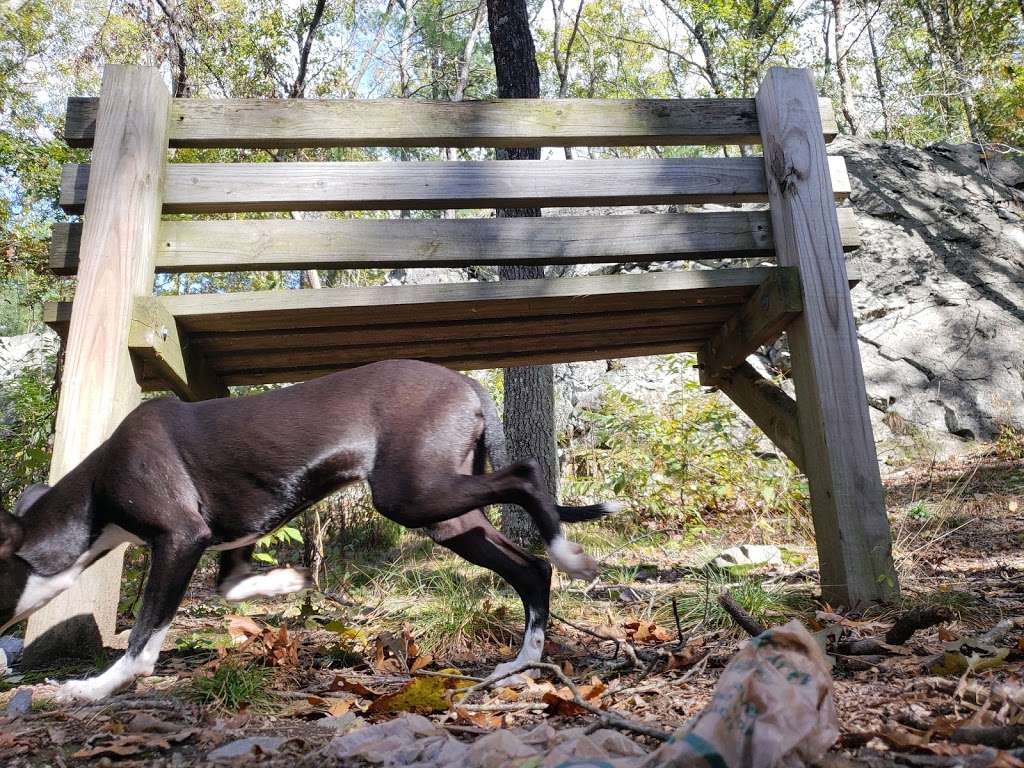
51;678;114;703
221;567;313;601
489;662;540;688
548;536;599;581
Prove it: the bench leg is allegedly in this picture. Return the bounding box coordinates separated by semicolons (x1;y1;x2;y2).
756;66;898;606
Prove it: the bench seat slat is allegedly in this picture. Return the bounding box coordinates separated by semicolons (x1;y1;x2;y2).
210;322;725;373
160;267;789;333
200;340;711;386
188;307;738;353
48;209;861;275
58;157;851;215
65;96;838;149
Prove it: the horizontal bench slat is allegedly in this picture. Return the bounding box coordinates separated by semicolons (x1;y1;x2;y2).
65;96;838;149
210;322;724;373
48;209;861;275
190;307;738;353
59;157;851;214
44;267;789;334
204;340;709;386
161;267;786;333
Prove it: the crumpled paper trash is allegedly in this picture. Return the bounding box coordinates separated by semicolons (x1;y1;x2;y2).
640;619;838;768
328;620;836;768
328;715;647;767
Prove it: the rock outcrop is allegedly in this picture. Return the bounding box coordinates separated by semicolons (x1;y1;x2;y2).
838;138;1024;449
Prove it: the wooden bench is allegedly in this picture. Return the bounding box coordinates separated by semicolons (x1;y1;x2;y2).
28;65;897;659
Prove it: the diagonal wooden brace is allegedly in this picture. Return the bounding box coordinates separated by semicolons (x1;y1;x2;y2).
699;267;802;382
129;297;228;401
698;361;805;472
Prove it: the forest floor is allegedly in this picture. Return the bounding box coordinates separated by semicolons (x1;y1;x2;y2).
1;450;1023;767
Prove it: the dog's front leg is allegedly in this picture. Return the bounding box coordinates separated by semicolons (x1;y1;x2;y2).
53;531;209;702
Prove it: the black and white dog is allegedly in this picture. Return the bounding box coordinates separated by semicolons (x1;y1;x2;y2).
0;360;617;701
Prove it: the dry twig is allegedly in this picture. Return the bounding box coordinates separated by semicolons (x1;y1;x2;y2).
551;612;640;667
717;591;767;637
458;660;671;742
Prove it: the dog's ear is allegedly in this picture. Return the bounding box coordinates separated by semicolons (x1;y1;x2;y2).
0;511;24;560
14;483;50;517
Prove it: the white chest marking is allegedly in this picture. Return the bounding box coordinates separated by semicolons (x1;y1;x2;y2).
7;526;142;630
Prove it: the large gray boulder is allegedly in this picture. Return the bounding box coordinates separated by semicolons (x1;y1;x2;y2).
0;332;57;385
837;137;1024;445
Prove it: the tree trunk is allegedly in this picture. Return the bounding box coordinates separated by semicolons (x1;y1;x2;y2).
832;0;863;136
866;19;891;140
486;0;558;547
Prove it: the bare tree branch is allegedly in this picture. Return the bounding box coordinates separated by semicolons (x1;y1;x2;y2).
290;0;329;98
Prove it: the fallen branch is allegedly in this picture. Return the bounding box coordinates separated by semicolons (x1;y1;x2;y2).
458;701;546;713
458;660;671;742
834;637;893;656
885;607;954;645
951;724;1024;749
910;676;1023;707
551;612;640;667
718;591;767;637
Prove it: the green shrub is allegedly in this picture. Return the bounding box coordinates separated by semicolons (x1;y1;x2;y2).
0;359;56;509
995;425;1024;460
562;355;809;534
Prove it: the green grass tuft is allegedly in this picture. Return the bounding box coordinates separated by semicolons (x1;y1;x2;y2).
658;572;813;634
187;660;275;712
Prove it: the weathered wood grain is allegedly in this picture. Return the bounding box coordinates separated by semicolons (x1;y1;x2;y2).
65;95;839;149
209;339;709;386
211;322;721;373
44;270;763;337
58;156;853;214
128;297;228;401
698;361;805;472
25;66;171;663
48;209;861;275
188;307;737;353
756;67;896;604
155;268;778;333
699;269;803;380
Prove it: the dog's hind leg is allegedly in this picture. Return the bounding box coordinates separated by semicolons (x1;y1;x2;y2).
426;510;551;684
372;460;598;580
215;546;312;602
54;529;211;702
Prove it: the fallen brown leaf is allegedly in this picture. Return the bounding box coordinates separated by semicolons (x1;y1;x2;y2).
455;707;503;729
329;676;381;699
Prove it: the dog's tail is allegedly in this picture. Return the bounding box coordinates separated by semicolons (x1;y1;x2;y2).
555;501;622;523
468;377;621;525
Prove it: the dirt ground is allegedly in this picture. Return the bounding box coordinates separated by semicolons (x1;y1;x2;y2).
2;453;1023;767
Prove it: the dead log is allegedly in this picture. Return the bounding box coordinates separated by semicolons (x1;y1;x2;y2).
885;607;954;645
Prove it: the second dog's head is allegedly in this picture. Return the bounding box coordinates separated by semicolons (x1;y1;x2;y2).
0;484;49;633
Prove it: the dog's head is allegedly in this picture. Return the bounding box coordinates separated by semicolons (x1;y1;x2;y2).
0;483;48;631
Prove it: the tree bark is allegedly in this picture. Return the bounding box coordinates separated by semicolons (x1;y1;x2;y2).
866;18;891;140
486;0;558;547
832;0;863;135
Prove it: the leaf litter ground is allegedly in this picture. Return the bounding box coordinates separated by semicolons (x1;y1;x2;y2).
1;453;1023;766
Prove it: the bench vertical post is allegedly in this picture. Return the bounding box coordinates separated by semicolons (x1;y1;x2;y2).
24;66;170;662
756;67;898;605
